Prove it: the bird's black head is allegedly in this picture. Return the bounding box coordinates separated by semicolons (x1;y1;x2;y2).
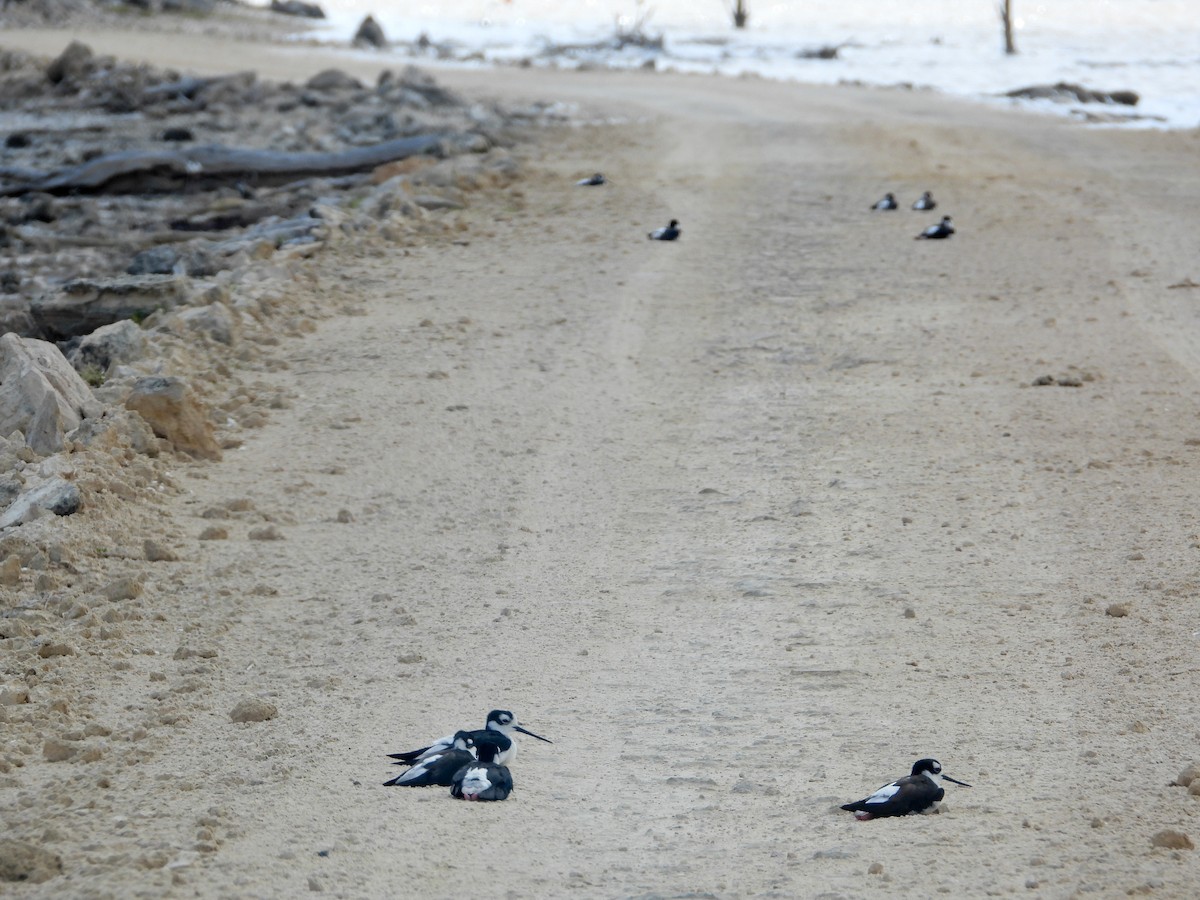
486;710;515;728
911;758;943;776
669;219;679;228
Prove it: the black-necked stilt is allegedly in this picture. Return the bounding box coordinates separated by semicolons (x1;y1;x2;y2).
915;216;955;240
577;173;606;186
912;191;937;211
841;758;971;820
383;731;476;787
451;741;514;801
387;710;552;768
871;193;898;210
648;219;681;241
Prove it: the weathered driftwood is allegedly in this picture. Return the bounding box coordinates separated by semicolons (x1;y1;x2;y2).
1;134;450;197
1005;82;1139;106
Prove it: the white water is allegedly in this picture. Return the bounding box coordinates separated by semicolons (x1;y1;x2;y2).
285;1;1199;127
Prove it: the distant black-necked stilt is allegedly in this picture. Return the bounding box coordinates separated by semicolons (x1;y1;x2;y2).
915;216;955;240
912;191;937;211
388;710;552;768
648;219;681;241
451;741;514;801
871;193;898;210
841;758;971;820
383;731;476;787
577;173;607;186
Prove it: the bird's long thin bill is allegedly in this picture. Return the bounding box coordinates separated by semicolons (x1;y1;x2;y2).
514;725;553;743
943;775;972;787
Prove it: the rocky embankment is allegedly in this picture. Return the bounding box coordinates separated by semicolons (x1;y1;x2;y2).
0;41;554;884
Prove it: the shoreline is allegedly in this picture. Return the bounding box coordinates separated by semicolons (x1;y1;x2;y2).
2;21;1200;898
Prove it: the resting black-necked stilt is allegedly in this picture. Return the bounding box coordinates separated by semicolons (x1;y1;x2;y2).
912;191;937;211
383;731;476;787
871;193;897;210
451;741;514;801
841;758;971;820
915;216;955;240
387;710;552;768
577;173;606;186
648;219;681;241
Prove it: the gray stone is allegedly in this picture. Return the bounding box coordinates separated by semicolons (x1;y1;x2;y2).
66;407;160;456
353;15;387;48
175;302;240;345
45;40;94;86
306;69;363;92
127;245;181;276
270;0;325;18
0;333;99;456
0;478;83;529
68;320;149;374
31;275;190;341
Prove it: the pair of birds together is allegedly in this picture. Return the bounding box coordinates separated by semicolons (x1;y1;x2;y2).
383;709;552;801
575;172;682;242
872;190;955;240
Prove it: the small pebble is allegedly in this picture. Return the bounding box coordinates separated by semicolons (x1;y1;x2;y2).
230;699;278;723
868;862;884;875
1150;830;1194;850
1105;603;1130;618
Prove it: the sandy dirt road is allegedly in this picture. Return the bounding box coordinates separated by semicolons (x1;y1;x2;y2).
4;29;1200;898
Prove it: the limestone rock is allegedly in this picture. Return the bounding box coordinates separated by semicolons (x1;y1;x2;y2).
125;376;221;461
0;478;83;529
354;15;387;48
66;408;160;456
127;245;181;276
270;0;325;18
31;275;190;341
0;333;99;455
175;303;240;346
306;69;363;92
230;699;278;723
45;40;94;85
0;838;63;884
68;320;149;374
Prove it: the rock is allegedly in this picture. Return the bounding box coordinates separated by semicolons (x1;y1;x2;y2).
1150;830;1194;850
270;0;325;18
1176;764;1200;787
161;0;217;12
0;333;99;455
103;576;143;602
125;376;222;461
144;540;178;562
0;555;20;586
67;408;160;456
1005;82;1139;106
0;478;82;529
174;303;240;346
45;40;94;85
230;699;278;723
198;526;228;540
127;246;181;277
1105;603;1131;618
354;15;387;48
248;525;284;541
306;69;363;92
0;838;63;884
37;642;75;658
68;320;149;374
31;275;191;341
42;738;78;762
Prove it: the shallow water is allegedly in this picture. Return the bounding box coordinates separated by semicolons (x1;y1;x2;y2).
289;1;1199;127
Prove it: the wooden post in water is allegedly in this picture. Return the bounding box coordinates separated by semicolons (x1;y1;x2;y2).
999;0;1017;54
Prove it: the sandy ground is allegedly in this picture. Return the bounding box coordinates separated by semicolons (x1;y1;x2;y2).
4;26;1200;899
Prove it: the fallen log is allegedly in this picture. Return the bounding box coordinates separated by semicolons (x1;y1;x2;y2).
0;133;452;197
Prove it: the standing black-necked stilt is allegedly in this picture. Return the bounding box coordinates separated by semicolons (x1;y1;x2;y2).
915;216;955;240
577;173;607;186
383;731;476;787
841;758;971;820
912;191;937;211
648;219;681;241
387;710;552;768
451;741;514;801
871;193;898;210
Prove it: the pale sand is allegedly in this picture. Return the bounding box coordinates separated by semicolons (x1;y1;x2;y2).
4;27;1200;899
